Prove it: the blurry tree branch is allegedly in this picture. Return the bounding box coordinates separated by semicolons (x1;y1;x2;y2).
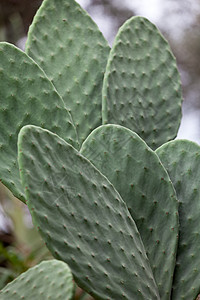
0;0;42;43
169;12;200;108
85;0;135;43
87;0;134;27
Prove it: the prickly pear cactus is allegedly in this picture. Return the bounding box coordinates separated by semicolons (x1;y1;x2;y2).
156;140;200;300
0;42;78;203
0;260;74;300
81;124;179;298
1;0;198;299
102;16;182;150
26;0;110;146
18;125;160;300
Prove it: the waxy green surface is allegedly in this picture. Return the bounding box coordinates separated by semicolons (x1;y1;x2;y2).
0;260;74;300
0;42;78;203
26;0;110;146
157;140;200;300
81;124;179;299
18;125;160;300
102;16;182;150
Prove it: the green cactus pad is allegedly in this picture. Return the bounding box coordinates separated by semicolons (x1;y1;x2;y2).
81;124;178;299
18;125;160;300
102;16;182;150
26;0;110;146
0;260;74;300
156;140;200;300
0;42;78;203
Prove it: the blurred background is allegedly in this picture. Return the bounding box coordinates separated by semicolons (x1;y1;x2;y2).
0;0;200;293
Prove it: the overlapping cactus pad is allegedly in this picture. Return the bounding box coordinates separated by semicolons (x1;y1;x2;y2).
1;0;198;298
18;125;160;300
156;140;200;300
0;42;78;203
26;0;110;146
0;260;74;300
81;124;179;299
102;16;182;150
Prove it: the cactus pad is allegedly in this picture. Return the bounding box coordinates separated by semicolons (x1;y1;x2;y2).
156;140;200;300
26;0;110;146
18;125;160;300
0;260;74;300
0;42;78;203
102;16;182;150
81;124;178;299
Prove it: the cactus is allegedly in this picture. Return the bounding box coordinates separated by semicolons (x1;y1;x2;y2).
102;16;182;150
0;260;74;299
26;0;110;146
0;42;78;203
156;140;200;299
80;124;179;298
18;125;160;300
1;0;200;299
